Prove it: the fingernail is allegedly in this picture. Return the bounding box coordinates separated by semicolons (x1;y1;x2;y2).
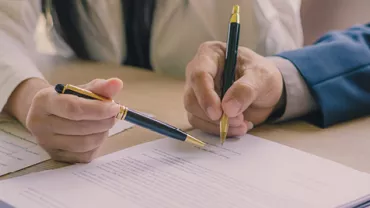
206;107;218;120
247;121;254;130
224;99;242;116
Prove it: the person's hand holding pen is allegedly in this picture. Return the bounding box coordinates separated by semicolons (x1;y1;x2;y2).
26;78;122;163
184;41;285;137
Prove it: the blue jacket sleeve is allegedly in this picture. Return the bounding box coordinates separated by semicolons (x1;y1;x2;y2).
276;23;370;127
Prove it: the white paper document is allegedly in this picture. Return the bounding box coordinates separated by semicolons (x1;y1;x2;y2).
0;130;369;208
0;116;135;176
0;131;50;176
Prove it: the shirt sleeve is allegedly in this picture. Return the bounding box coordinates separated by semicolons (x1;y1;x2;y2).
267;56;318;122
0;0;44;112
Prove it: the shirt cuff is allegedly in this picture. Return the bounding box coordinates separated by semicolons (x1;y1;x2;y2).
267;56;317;122
0;71;44;113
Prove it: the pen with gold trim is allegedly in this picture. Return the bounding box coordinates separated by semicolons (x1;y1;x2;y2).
220;5;241;145
55;84;205;147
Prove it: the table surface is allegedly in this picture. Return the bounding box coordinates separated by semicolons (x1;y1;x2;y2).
1;55;370;180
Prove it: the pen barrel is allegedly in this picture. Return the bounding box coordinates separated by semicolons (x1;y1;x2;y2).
62;88;96;100
221;22;240;99
124;109;187;141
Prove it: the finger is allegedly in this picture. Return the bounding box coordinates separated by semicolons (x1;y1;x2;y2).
185;85;243;126
80;78;123;99
184;88;219;121
186;42;227;120
48;147;100;163
243;107;274;126
188;113;248;137
48;115;116;135
187;112;244;127
42;87;120;120
189;70;222;121
221;70;260;118
45;131;108;153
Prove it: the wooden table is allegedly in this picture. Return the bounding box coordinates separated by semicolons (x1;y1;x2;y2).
2;55;370;180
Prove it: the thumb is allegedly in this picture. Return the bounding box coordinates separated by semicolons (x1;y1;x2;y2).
221;75;258;118
81;78;123;99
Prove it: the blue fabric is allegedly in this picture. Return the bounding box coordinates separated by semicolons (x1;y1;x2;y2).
277;23;370;127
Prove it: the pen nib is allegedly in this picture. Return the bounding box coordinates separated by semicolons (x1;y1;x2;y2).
185;135;206;147
220;132;227;145
220;113;229;145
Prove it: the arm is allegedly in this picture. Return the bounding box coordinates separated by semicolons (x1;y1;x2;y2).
0;0;50;126
276;23;370;127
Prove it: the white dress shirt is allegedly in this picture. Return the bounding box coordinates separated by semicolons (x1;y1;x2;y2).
0;0;313;121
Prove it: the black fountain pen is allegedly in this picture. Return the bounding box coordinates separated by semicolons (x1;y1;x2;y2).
55;84;205;147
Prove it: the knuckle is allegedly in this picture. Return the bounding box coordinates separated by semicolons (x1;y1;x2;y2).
198;41;213;52
261;65;274;78
183;90;195;112
229;127;248;137
84;78;105;90
64;99;83;119
88;79;103;87
33;88;50;103
25;113;37;133
190;70;208;84
36;135;53;150
105;117;116;129
76;121;92;135
26;115;47;136
77;136;95;152
235;82;256;97
79;151;97;163
187;113;197;127
95;105;110;118
198;41;223;52
78;132;106;152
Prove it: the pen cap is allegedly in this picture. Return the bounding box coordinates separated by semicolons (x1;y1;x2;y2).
232;5;239;14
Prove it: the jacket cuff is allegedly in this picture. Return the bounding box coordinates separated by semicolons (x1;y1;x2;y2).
267;56;317;122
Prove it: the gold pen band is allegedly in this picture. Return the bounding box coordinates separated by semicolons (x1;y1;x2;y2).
116;105;129;120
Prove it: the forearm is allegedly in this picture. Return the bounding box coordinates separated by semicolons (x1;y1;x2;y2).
4;78;50;127
0;31;49;127
0;0;47;125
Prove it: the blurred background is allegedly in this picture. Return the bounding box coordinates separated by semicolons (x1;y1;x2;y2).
35;1;370;57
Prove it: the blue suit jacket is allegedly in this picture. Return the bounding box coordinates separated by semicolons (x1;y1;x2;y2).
277;23;370;128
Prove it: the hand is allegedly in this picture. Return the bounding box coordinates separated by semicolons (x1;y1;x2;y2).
26;78;122;163
184;41;284;137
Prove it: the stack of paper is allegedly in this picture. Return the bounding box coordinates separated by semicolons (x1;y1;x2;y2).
0;130;369;208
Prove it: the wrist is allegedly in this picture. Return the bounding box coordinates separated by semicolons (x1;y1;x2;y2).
4;78;50;126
